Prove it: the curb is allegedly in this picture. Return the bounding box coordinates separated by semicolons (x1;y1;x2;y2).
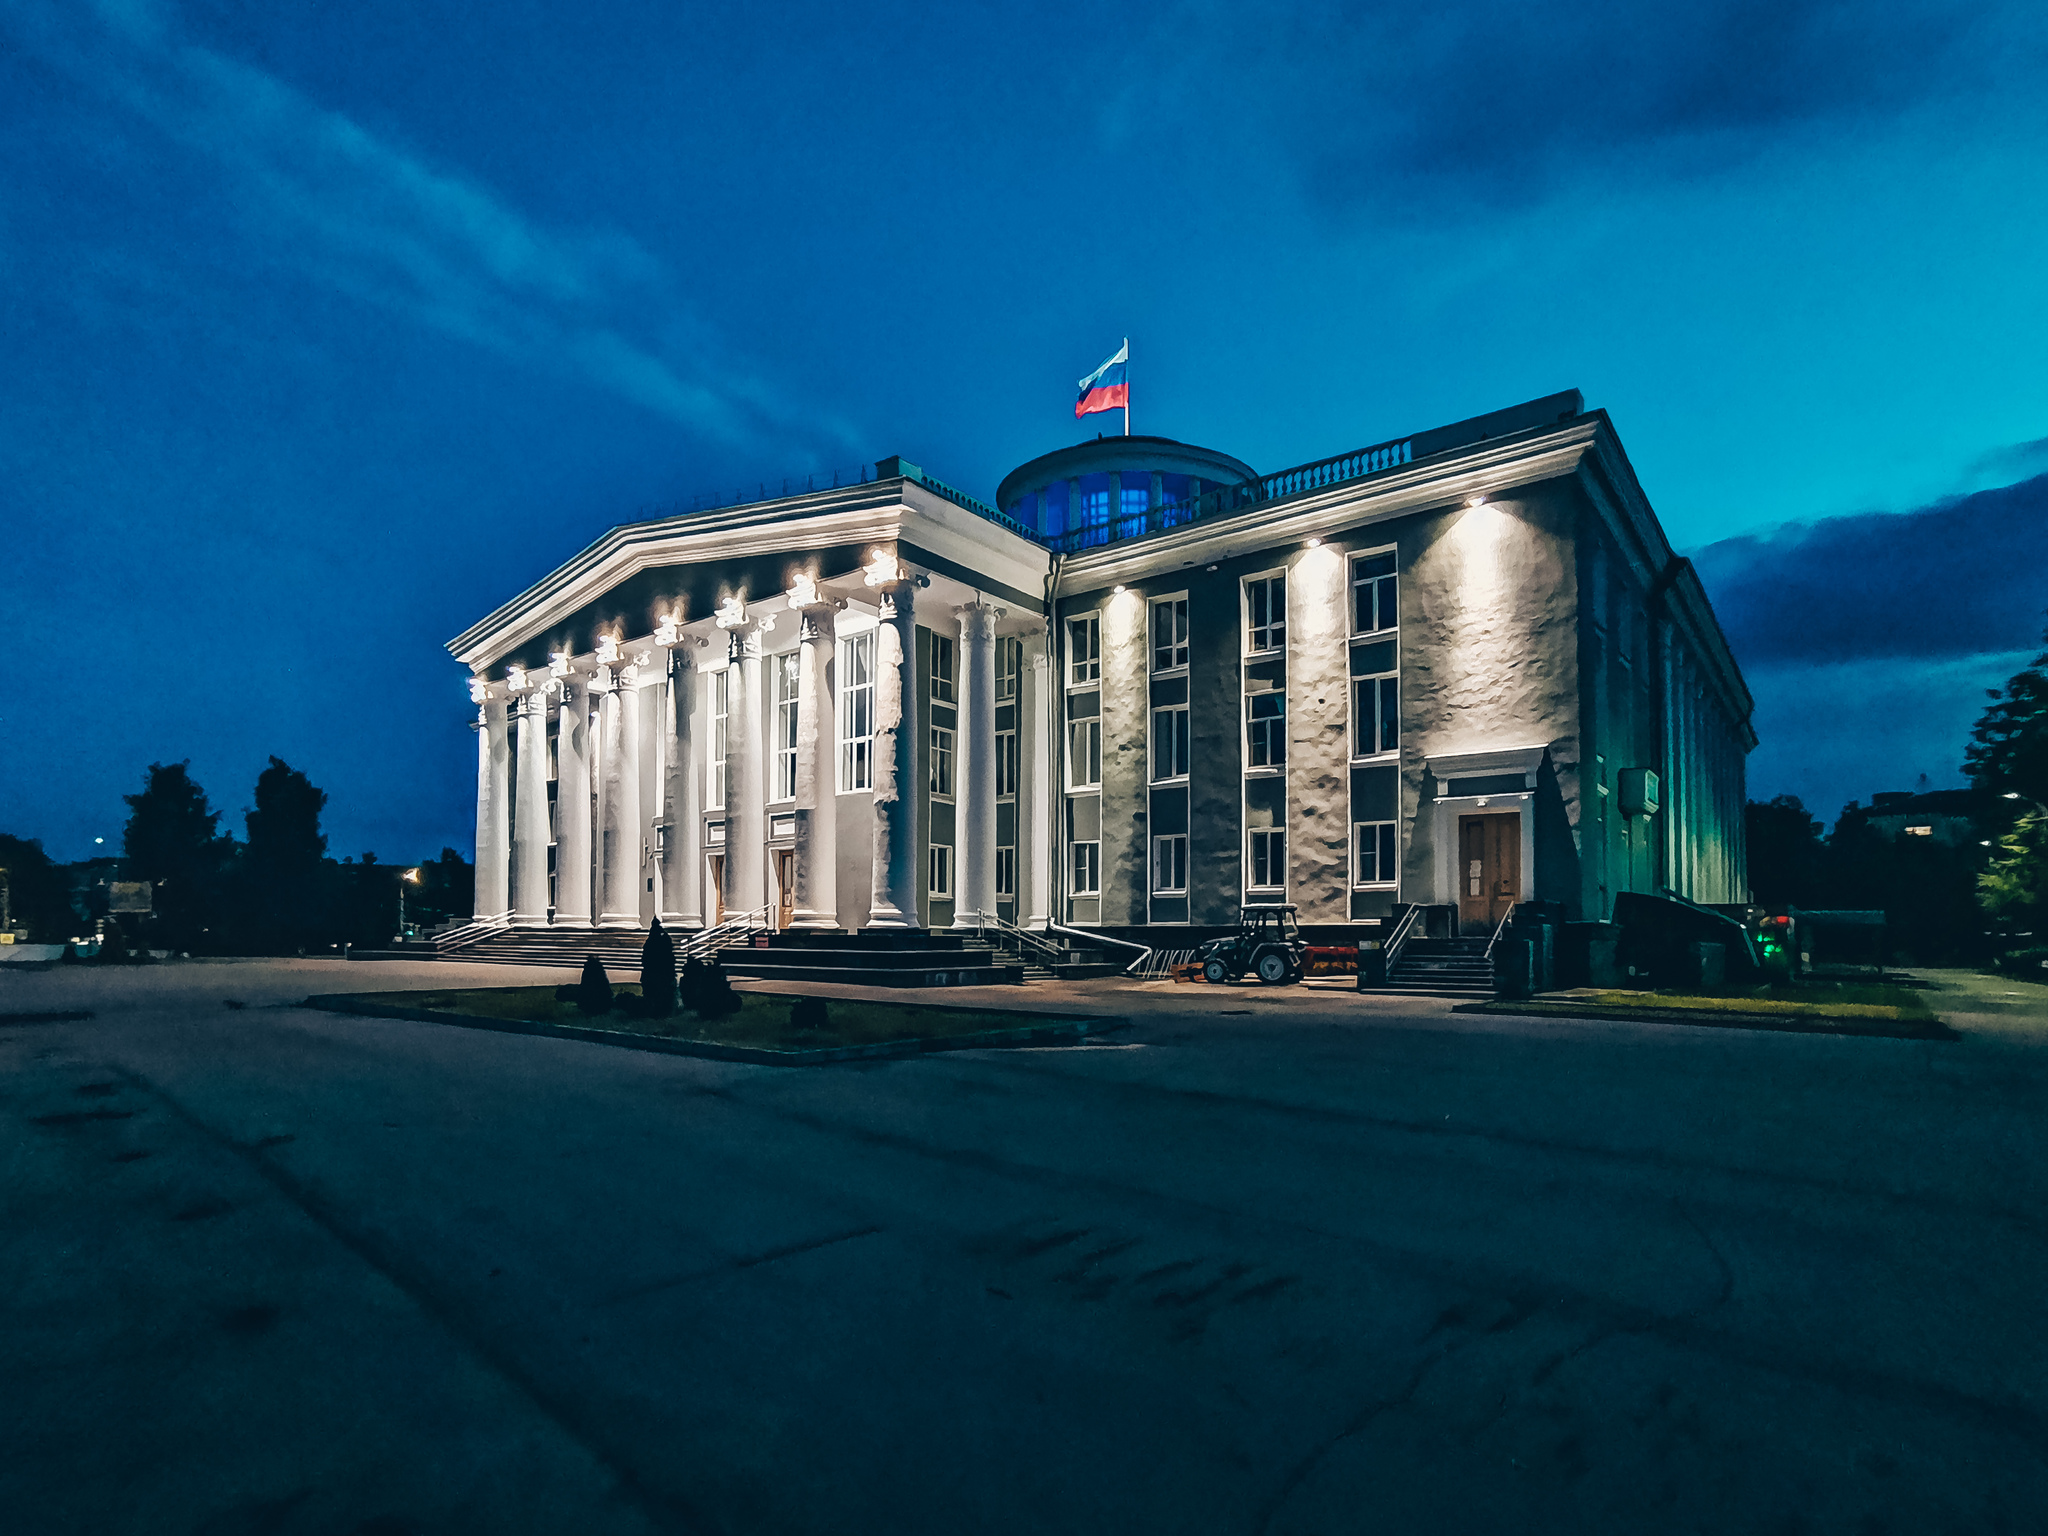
1450;999;1955;1040
302;993;1123;1065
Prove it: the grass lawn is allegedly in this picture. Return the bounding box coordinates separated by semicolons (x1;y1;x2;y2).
362;985;1067;1053
1584;980;1935;1023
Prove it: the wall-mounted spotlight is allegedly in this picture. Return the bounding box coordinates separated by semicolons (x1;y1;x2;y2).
1466;494;1488;508
1305;536;1323;549
1112;584;1126;595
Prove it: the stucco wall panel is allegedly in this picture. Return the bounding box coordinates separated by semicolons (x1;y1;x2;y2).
1100;589;1150;925
1289;545;1352;921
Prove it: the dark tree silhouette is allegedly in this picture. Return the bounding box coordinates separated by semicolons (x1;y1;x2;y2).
0;834;78;943
1966;621;2048;810
242;757;329;952
639;919;676;1016
121;761;233;950
576;954;613;1014
1744;796;1829;910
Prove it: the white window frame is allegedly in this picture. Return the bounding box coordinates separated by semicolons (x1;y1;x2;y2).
930;724;955;799
1068;613;1101;687
995;635;1020;702
838;631;875;792
1243;572;1286;655
928;842;954;899
708;667;730;810
931;632;956;704
995;845;1017;898
1151;594;1189;674
1151;704;1190;783
1068;717;1102;790
1070;840;1101;895
1353;820;1399;889
1247;827;1287;892
772;650;799;802
1352;671;1399;761
1151;834;1188;895
1245;689;1286;771
1350;547;1398;637
995;728;1018;799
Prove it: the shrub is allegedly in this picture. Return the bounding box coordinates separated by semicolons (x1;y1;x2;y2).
791;996;829;1033
640;919;677;1017
679;955;707;1013
693;961;742;1018
575;954;613;1015
95;924;130;965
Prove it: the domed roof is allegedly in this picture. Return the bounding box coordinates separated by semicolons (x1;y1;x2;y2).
995;435;1256;516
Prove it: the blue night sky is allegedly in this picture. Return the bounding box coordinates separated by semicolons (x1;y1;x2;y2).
5;0;2046;861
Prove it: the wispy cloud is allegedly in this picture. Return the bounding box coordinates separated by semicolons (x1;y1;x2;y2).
2;0;815;445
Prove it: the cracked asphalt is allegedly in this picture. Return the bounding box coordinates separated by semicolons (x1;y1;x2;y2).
3;959;2045;1534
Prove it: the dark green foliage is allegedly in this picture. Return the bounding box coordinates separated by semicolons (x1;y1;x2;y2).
678;955;707;1013
639;919;676;1016
121;762;234;951
1966;622;2048;807
241;758;329;953
1745;796;1829;909
693;961;742;1018
576;954;613;1015
0;834;78;942
791;995;829;1032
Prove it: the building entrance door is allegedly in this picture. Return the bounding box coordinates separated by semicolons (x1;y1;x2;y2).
774;850;795;930
708;854;726;924
1458;813;1521;931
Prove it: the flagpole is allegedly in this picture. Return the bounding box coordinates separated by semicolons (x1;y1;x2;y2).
1124;336;1130;437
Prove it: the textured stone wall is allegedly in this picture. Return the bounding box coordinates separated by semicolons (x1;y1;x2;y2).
1100;589;1150;926
1288;544;1352;923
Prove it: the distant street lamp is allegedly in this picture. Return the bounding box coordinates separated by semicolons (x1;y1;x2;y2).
398;867;421;940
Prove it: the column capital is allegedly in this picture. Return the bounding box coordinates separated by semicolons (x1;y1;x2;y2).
954;601;1006;632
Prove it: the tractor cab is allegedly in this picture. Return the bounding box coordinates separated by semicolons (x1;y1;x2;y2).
1197;904;1308;985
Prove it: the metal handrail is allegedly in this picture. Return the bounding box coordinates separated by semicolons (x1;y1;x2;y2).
964;910;1067;966
675;905;774;961
1049;920;1153;977
432;916;511;954
1382;904;1422;972
1482;901;1518;962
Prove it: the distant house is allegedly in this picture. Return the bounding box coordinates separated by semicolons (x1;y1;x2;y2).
447;390;1755;944
1843;789;1979;849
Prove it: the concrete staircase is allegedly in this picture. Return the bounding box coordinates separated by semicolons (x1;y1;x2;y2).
1366;936;1496;1000
717;930;1022;988
437;927;714;973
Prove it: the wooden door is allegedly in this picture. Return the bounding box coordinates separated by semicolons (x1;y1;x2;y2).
708;855;726;924
775;850;796;930
1458;814;1521;930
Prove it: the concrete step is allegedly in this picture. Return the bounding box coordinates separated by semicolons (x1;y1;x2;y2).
718;961;1023;987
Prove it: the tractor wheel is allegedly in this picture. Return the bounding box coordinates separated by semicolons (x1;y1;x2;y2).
1203;957;1231;984
1256;951;1291;984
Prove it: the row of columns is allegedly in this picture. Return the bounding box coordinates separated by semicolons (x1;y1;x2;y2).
472;577;1036;931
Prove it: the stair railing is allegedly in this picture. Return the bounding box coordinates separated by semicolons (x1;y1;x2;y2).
1482;902;1518;962
963;910;1068;967
1382;904;1422;974
675;905;774;962
1048;920;1153;977
433;916;511;955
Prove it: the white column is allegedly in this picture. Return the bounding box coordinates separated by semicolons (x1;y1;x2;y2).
597;665;642;928
952;602;1001;928
1021;640;1054;930
867;579;921;927
720;624;767;922
790;600;840;929
554;674;593;928
510;689;551;925
473;689;511;922
635;655;664;923
659;646;702;929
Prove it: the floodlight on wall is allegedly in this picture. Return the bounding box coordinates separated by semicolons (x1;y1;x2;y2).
1305;537;1322;548
1112;585;1126;595
1466;495;1488;507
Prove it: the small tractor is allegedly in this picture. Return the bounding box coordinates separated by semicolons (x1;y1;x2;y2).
1197;904;1309;985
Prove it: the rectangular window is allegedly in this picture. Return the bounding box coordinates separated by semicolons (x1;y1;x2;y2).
1068;718;1102;788
838;632;875;792
773;651;799;801
995;846;1017;898
1152;834;1188;895
928;843;954;899
1351;551;1397;636
1354;821;1399;887
1245;574;1286;653
1069;615;1100;685
1070;840;1101;895
995;635;1020;702
1248;828;1286;891
931;633;956;703
930;725;955;797
1119;484;1149;538
995;728;1018;798
1152;597;1189;672
1352;674;1399;758
1151;705;1190;782
708;668;730;809
1247;690;1286;768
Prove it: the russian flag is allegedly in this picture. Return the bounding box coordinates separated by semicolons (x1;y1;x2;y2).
1075;339;1129;420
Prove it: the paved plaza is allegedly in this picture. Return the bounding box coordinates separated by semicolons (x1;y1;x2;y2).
3;960;2045;1534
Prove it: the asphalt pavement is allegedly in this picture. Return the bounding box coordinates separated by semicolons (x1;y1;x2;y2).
3;958;2044;1534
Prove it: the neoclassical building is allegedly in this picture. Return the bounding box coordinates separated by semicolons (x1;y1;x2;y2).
448;390;1753;949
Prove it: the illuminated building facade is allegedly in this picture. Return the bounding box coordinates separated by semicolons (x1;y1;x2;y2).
449;390;1753;944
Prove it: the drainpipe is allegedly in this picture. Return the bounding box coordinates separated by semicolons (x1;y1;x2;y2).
1646;557;1686;896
